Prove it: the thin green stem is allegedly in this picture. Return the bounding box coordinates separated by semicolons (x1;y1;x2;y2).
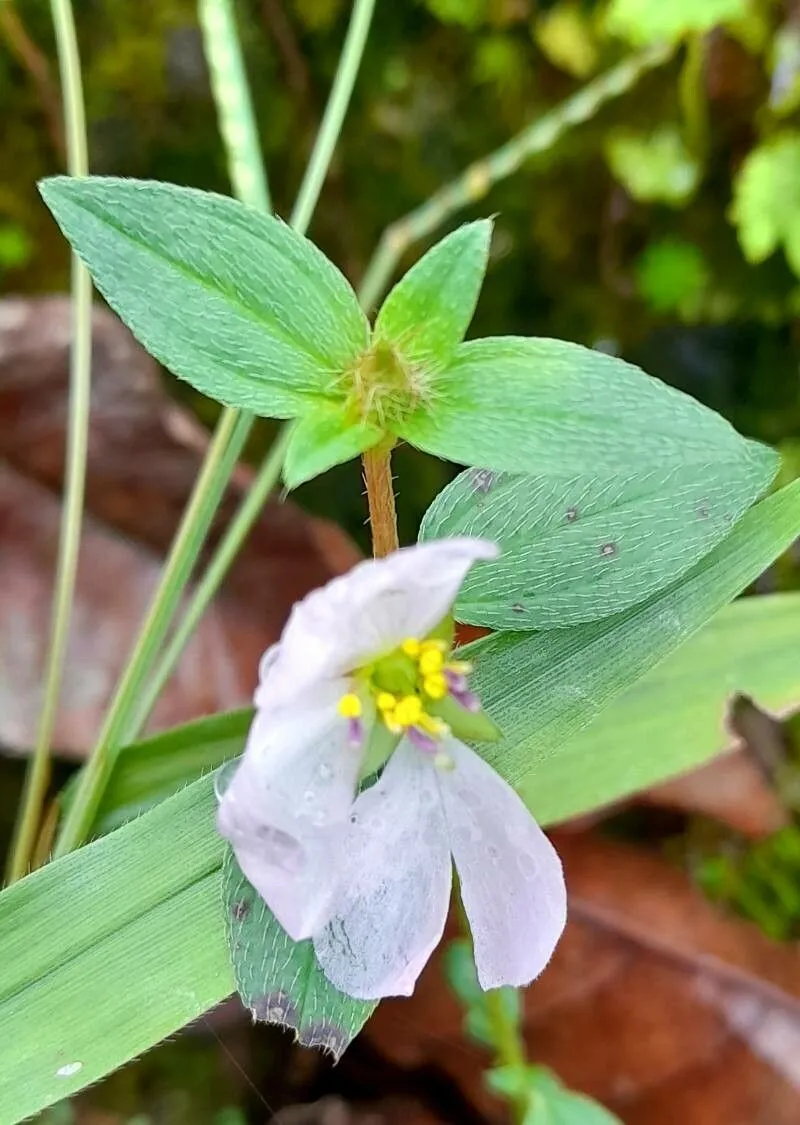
6;0;92;884
128;426;291;736
679;34;709;162
53;0;377;854
198;0;271;211
53;408;251;856
357;42;672;311
290;0;377;232
455;896;528;1124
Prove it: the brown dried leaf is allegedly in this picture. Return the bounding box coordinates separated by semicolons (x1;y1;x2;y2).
367;833;800;1124
0;297;358;755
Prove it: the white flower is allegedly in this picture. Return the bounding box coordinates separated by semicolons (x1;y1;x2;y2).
217;537;567;999
314;738;567;999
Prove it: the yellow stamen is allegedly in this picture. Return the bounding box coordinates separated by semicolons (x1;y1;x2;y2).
418;712;449;736
376;691;397;712
445;659;473;676
401;638;421;657
419;647;445;675
393;693;423;727
422;672;447;700
337;692;362;719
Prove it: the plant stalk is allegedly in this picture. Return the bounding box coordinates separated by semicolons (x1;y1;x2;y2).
6;0;92;883
362;446;399;557
290;0;376;232
128;425;291;736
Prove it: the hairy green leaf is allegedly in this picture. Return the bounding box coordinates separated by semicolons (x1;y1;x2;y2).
520;589;800;825
223;849;374;1059
283;410;382;488
39;177;368;416
419;445;778;629
401;337;761;479
0;777;229;1125
470;480;800;801
84;709;252;835
373;220;492;368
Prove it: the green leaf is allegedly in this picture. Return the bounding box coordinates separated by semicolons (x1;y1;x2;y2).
534;3;600;79
419;445;778;630
605;126;700;205
39;177;369;417
83;709;252;835
469;480;800;805
399;336;759;479
223;849;375;1059
0;775;230;1125
635;237;710;315
519;588;800;826
730;134;800;278
444;940;520;1048
489;1066;622;1124
605;0;746;46
283;410;383;488
373;220;492;368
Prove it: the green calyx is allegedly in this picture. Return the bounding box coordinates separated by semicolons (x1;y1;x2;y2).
341;338;431;429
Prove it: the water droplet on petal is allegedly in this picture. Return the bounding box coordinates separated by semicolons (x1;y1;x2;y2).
318;762;334;780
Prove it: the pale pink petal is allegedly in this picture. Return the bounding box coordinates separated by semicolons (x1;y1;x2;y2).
314;742;452;999
217;681;362;940
257;538;498;708
438;739;567;989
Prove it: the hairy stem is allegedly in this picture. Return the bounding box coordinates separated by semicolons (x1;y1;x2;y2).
6;0;92;884
358;43;672;311
362;446;399;557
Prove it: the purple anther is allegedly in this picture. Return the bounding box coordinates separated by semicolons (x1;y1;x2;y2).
407;726;438;754
347;717;365;748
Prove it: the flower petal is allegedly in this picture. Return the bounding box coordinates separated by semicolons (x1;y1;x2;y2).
217;681;362;940
257;538;498;708
314;742;452;999
439;740;567;990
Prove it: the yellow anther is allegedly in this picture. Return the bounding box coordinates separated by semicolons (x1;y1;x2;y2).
423;672;447;700
401;638;421;657
419;647;445;675
337;693;362;719
445;659;473;676
418;712;449;736
393;694;423;727
376;691;397;712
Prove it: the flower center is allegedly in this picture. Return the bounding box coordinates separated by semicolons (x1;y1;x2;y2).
336;635;479;763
